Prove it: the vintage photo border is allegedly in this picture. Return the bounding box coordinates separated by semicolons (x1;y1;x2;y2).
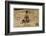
5;1;45;35
10;4;42;32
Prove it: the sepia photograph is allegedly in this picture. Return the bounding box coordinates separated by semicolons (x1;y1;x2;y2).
14;8;39;27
